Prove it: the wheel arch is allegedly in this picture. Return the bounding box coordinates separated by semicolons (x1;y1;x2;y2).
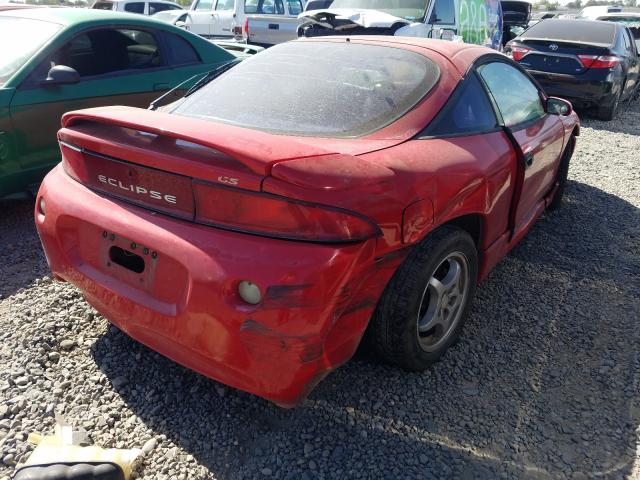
440;213;484;250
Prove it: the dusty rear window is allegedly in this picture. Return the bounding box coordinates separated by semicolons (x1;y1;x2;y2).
522;19;617;46
93;1;116;9
170;41;439;137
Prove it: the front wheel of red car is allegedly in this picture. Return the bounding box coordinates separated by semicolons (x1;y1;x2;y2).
367;226;478;371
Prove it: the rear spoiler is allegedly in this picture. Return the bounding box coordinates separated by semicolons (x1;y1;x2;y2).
60;106;335;177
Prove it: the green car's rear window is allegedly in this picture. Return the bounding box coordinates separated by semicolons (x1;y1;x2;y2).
171;41;440;137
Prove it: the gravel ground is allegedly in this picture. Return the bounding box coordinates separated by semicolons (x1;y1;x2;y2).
1;99;639;480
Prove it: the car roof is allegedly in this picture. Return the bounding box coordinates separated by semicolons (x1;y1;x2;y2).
299;36;493;75
0;6;168;25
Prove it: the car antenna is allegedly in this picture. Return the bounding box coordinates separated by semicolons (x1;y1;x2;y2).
148;72;207;111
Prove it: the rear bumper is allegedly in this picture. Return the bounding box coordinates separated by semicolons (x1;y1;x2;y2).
36;165;400;406
528;70;618;106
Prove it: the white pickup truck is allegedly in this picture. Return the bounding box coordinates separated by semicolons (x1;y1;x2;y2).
244;0;303;46
153;0;302;43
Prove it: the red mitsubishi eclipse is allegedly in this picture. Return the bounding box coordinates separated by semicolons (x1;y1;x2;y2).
36;37;579;407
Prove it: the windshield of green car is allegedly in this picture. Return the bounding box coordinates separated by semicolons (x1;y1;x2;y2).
327;0;430;21
0;17;62;86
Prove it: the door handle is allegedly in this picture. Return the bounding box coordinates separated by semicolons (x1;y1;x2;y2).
268;23;279;29
523;152;534;169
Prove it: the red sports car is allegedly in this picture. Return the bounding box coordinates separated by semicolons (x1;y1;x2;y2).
36;37;579;407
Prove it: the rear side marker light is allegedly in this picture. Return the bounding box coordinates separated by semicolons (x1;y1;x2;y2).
510;46;531;61
194;181;380;243
577;55;621;69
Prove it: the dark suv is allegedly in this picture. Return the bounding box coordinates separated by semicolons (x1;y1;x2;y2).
506;19;639;120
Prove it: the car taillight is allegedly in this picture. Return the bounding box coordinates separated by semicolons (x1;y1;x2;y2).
510;46;531;61
577;54;621;69
193;181;380;243
233;25;243;37
244;18;249;38
60;141;88;183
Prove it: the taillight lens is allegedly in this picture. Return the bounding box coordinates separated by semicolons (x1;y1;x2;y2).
194;181;380;243
577;54;621;69
510;46;531;61
244;18;249;38
60;141;88;183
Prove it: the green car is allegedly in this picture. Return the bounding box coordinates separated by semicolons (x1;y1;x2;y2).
0;8;234;198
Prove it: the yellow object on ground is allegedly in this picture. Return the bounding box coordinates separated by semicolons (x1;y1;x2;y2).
19;417;141;479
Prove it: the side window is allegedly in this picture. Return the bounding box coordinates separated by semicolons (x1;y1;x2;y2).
477;62;545;127
247;0;283;13
286;0;302;15
149;2;181;14
423;74;498;136
194;0;213;10
215;0;234;10
623;29;636;55
164;33;201;65
429;0;455;24
261;0;275;13
244;0;258;12
50;28;162;78
124;2;145;13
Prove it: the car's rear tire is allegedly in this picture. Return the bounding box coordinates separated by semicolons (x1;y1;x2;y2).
597;90;621;121
548;135;575;211
366;226;478;371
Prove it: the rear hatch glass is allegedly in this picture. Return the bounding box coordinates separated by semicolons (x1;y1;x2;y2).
169;41;440;138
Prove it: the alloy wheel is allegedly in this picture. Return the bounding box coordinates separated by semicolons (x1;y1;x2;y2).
416;252;470;352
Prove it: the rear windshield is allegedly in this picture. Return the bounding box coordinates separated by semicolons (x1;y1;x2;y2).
93;1;115;9
522;19;616;45
170;41;439;137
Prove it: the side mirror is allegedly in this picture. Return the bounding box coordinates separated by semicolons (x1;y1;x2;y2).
546;96;572;116
44;65;80;85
